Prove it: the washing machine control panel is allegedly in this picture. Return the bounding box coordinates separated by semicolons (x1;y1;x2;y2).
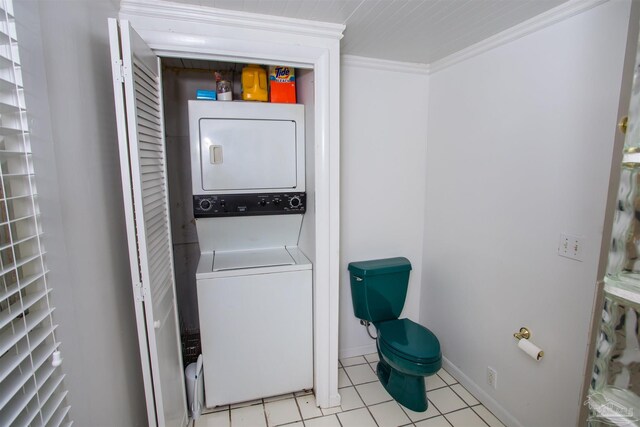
193;192;306;218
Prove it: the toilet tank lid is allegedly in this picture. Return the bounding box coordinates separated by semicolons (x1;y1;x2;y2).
348;257;412;277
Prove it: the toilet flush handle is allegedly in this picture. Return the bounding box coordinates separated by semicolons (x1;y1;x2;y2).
353;276;363;282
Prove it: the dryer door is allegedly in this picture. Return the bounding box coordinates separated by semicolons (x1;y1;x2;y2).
199;118;298;191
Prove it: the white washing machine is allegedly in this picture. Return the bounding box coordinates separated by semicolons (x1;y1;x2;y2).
189;101;313;408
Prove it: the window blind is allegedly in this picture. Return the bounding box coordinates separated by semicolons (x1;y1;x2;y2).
0;1;71;425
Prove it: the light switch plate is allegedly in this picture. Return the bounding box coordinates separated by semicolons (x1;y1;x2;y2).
558;233;583;261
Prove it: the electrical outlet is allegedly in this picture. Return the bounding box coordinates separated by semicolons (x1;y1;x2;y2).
558;233;584;262
487;367;497;389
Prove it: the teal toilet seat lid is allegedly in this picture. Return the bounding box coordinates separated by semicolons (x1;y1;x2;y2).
377;319;441;363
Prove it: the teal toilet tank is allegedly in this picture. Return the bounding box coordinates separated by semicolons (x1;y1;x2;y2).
348;257;412;323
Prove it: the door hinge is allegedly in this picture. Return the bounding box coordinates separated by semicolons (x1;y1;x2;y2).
133;281;145;302
114;59;125;84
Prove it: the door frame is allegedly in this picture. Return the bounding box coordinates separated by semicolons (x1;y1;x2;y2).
119;0;344;409
578;3;640;425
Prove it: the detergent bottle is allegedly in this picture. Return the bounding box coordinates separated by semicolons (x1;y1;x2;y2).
242;64;268;101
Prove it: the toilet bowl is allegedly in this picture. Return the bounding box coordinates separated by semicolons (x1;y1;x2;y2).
348;257;441;412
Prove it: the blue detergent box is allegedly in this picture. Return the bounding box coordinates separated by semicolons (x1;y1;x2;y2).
196;89;217;100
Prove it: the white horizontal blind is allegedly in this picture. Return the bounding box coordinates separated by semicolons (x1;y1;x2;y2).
0;1;71;426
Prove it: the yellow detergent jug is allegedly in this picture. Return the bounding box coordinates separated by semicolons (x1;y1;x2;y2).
242;64;268;102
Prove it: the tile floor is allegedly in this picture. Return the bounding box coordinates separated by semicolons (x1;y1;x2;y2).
194;353;505;427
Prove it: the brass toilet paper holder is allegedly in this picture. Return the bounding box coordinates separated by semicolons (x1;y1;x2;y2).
513;327;531;340
513;327;544;360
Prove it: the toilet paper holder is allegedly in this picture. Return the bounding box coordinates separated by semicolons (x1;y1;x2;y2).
513;327;531;341
513;327;544;360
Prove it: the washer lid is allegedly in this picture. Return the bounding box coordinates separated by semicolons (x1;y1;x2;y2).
213;247;295;271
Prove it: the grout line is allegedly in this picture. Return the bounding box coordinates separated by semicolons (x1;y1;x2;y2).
470;405;501;427
448;384;474;407
262;399;269;427
292;391;308;423
349;374;382;427
427;383;449;393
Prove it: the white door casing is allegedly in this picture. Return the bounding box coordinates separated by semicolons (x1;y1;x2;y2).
108;18;188;427
118;0;344;409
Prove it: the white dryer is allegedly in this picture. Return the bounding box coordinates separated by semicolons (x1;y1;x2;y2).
189;101;313;408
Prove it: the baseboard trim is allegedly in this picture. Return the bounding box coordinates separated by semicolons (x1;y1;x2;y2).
442;356;523;427
338;343;377;360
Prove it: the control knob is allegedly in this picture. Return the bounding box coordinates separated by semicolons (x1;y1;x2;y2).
289;196;302;208
199;198;213;211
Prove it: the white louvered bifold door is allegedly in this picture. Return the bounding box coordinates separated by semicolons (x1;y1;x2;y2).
0;1;71;426
108;19;187;427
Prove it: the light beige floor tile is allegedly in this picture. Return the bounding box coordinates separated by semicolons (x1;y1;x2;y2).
437;369;457;385
264;398;301;426
428;388;467;414
264;393;295;403
401;399;440;422
426;374;447;391
339;386;365;411
338;368;352;388
230;398;262;409
281;423;303;427
365;353;380;363
296;394;323;419
195;410;229;427
445;408;487;427
345;363;377;385
230;404;267;427
451;384;479;406
368;401;411;427
473;406;505;427
415;415;453;427
340;356;368;367
321;405;343;415
356;381;393;406
304;414;342;427
337;408;377;427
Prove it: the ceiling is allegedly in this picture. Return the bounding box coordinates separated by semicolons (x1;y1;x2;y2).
165;0;568;64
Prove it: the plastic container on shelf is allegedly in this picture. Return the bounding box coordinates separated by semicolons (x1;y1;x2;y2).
269;66;296;103
241;64;268;102
217;80;233;101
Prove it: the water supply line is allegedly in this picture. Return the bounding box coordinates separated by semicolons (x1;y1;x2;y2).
360;320;377;339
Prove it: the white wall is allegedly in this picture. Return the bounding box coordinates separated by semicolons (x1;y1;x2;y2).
422;1;631;426
17;1;148;425
339;60;429;358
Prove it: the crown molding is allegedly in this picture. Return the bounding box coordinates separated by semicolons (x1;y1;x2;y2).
341;54;430;75
119;0;346;40
429;0;608;74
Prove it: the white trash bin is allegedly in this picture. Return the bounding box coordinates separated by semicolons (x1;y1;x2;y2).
185;355;204;420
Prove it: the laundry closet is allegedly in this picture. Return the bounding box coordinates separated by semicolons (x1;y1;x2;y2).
108;4;342;426
162;60;316;408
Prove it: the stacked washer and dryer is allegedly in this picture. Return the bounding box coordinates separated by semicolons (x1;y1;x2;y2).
188;101;313;408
